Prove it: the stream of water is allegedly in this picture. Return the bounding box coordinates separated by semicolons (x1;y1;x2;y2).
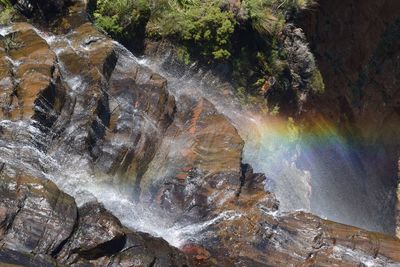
135;49;396;234
0;24;395;250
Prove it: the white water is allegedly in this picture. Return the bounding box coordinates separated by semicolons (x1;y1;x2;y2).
135;54;313;212
0;22;394;252
133;51;395;234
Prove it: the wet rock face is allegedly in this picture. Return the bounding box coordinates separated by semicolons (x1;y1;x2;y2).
0;165;190;266
91;46;176;189
0;249;58;267
297;0;400;236
0;165;77;255
57;201;126;263
184;170;400;266
0;25;57;121
138;95;244;220
0;2;400;266
57;202;189;267
0;20;176;189
298;0;400;142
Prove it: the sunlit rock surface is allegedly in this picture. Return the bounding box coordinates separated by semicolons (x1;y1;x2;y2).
186;169;400;266
0;165;190;266
0;1;399;266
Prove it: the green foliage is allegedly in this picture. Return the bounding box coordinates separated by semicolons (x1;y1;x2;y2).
0;0;14;25
91;0;321;105
3;33;23;52
242;0;284;36
176;46;190;65
240;0;315;37
149;0;235;61
92;0;150;42
0;0;11;7
92;0;236;60
309;69;325;93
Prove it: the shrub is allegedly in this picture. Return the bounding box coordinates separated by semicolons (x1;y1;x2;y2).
150;0;236;61
90;0;321;106
241;0;285;36
92;0;150;44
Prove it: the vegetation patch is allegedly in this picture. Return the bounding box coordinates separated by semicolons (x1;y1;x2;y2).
91;0;150;44
0;0;14;25
3;33;24;52
89;0;323;114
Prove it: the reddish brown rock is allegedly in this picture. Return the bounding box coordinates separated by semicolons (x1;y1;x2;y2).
0;26;57;121
0;2;399;267
191;173;400;267
139;96;244;221
182;244;211;263
0;40;14;119
0;165;191;267
0;166;77;255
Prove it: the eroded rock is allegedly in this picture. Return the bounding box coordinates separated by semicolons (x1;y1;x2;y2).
0;165;190;266
0;165;77;255
186;171;400;266
0;26;58;121
0;2;399;267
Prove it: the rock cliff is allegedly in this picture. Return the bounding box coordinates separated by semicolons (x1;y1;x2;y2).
0;0;399;266
297;0;400;237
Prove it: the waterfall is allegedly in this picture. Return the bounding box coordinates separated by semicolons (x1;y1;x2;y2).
134;50;395;234
0;21;394;255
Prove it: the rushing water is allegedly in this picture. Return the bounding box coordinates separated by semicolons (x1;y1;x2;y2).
0;22;396;251
135;51;396;234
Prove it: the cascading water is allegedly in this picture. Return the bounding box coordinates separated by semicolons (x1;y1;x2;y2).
0;19;395;257
0;23;250;248
136;50;396;234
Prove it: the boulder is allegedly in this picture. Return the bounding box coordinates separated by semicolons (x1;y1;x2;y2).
57;201;127;264
57;201;190;266
0;248;58;267
0;165;191;266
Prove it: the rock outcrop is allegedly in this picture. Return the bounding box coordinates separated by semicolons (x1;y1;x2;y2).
298;0;400;142
0;1;399;266
186;167;400;266
0;164;190;266
0;166;77;255
297;0;400;236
